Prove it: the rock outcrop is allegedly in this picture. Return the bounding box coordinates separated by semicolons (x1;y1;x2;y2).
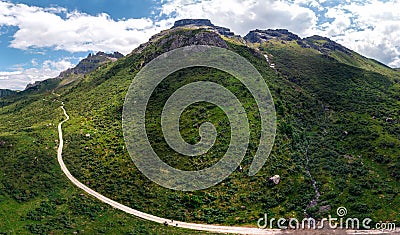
303;35;352;55
25;81;43;90
244;29;353;55
132;21;231;57
244;29;301;43
59;51;123;78
173;19;214;28
172;19;235;37
25;51;123;91
269;175;280;185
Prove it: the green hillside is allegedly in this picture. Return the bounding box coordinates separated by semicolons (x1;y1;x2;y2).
0;89;17;98
0;23;399;234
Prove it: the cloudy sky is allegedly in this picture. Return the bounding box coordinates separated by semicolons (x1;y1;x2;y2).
0;0;399;90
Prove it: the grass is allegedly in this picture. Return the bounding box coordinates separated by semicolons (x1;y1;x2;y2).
0;27;399;234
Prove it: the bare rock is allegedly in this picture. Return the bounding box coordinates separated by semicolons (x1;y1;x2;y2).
269;175;280;185
319;205;331;213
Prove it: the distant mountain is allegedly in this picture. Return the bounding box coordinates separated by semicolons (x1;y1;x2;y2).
0;89;17;98
245;29;399;77
58;51;123;79
25;51;124;91
0;19;399;234
244;29;351;54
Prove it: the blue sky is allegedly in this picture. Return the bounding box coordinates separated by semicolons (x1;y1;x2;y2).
1;0;399;90
0;1;156;67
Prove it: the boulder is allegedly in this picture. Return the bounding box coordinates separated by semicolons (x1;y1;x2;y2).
269;175;280;185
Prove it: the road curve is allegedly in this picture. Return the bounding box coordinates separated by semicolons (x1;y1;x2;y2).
57;104;399;235
57;104;280;235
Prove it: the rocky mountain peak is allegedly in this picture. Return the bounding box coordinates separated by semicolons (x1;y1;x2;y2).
244;29;353;56
303;35;352;55
173;19;214;28
25;51;123;91
132;19;237;56
58;51;123;79
89;51;124;60
244;29;301;43
172;19;234;37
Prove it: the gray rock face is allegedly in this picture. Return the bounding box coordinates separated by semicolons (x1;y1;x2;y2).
172;19;235;37
24;51;123;91
59;51;123;78
165;31;228;50
132;22;229;58
244;29;353;55
133;19;236;57
173;19;214;28
25;81;42;90
214;26;235;37
244;29;301;43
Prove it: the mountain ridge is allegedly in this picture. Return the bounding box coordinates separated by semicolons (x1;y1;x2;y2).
16;19;399;93
58;51;123;79
24;51;124;92
0;89;17;98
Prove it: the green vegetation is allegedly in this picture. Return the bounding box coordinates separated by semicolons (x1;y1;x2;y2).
0;27;399;234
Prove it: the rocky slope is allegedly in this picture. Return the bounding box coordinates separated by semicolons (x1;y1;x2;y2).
172;19;235;37
244;29;351;55
25;51;123;91
58;51;123;79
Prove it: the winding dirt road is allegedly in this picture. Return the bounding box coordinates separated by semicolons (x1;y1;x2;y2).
57;103;398;235
57;104;281;234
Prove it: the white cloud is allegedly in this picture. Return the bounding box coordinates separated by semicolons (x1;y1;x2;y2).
321;6;353;36
0;1;174;54
160;0;318;36
0;59;74;90
0;71;21;76
315;0;400;67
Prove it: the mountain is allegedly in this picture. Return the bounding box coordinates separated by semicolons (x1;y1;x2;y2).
24;51;124;92
0;89;17;98
58;51;123;79
173;19;235;37
0;19;399;234
245;29;399;77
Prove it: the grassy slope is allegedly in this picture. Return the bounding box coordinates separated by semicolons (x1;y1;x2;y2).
0;90;206;234
0;28;399;234
260;39;400;219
